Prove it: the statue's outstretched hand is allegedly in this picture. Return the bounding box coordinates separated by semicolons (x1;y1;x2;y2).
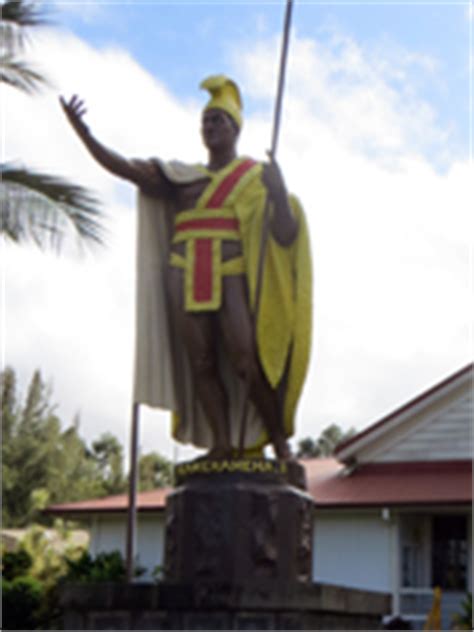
60;94;89;138
59;94;166;190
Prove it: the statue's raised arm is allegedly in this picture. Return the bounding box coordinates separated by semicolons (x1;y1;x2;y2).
59;95;168;196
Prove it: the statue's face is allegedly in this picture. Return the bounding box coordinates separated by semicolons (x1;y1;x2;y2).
201;108;239;153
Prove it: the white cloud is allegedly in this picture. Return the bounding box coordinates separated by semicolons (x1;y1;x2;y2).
236;30;453;167
235;28;472;437
4;26;471;464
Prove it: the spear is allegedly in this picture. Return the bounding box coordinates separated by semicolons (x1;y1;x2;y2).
269;0;294;161
238;0;295;456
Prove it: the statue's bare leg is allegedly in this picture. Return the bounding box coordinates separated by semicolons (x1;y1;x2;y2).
166;267;231;458
218;275;290;460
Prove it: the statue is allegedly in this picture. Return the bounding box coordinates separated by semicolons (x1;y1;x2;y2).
60;75;312;461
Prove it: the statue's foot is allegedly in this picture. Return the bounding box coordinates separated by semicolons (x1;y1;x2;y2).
207;445;233;461
275;438;292;462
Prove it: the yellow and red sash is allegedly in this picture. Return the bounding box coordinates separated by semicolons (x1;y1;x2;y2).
172;158;259;311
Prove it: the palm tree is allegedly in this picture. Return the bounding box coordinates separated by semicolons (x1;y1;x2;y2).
1;0;104;249
0;0;47;93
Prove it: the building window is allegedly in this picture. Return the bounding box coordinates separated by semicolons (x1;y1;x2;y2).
402;543;422;587
432;515;467;590
401;517;428;588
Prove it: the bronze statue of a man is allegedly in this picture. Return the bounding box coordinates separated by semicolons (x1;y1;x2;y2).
61;75;312;461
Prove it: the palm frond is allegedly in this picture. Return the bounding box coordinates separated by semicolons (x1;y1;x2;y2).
1;1;46;27
1;163;106;250
1;1;48;53
0;53;47;93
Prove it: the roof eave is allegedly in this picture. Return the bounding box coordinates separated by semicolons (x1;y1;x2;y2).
313;499;472;509
44;506;166;517
335;364;473;463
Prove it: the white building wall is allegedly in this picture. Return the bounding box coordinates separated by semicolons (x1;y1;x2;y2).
136;514;166;579
90;515;126;557
90;510;394;590
312;511;393;593
89;513;165;580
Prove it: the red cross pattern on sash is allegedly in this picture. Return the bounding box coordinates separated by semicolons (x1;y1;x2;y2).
177;158;257;307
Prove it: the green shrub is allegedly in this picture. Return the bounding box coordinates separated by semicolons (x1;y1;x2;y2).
2;576;44;629
152;563;164;583
452;593;472;630
2;548;33;580
1;524;86;629
64;550;127;583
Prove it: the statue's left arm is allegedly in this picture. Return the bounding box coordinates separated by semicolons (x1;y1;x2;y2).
261;160;298;246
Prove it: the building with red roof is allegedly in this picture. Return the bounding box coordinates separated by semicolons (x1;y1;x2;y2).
306;363;472;629
47;364;473;629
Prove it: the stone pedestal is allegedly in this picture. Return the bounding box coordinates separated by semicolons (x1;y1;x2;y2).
165;459;313;585
60;581;391;630
59;458;392;629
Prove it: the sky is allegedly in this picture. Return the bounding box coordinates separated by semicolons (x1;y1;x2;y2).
3;0;473;464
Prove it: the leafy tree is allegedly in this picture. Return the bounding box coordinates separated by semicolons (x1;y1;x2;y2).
1;364;17;443
91;432;126;495
2;368;62;526
297;423;357;458
46;420;106;506
0;0;104;250
2;367;173;527
138;452;173;491
296;437;321;458
1;368;118;526
1;366;18;522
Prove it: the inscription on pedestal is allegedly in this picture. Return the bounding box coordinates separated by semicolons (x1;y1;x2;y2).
165;459;314;586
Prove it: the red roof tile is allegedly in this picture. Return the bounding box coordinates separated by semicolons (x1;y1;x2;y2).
46;458;472;515
305;458;472;507
46;487;170;514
